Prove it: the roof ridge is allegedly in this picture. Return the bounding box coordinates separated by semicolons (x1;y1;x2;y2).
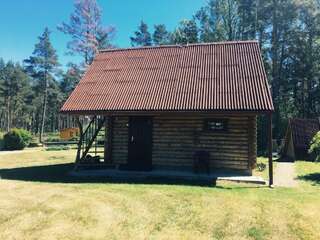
99;40;259;53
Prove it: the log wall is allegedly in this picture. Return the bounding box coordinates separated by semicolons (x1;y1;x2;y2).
112;117;129;164
111;115;257;173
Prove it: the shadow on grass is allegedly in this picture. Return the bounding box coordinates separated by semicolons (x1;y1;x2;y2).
297;173;320;185
0;163;270;189
0;163;217;187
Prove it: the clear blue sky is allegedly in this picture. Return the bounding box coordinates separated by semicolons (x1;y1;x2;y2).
0;0;206;67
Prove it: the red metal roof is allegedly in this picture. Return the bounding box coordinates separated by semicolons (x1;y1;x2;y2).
61;41;274;114
290;118;320;149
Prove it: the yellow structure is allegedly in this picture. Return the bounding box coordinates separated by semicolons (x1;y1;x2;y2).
60;127;79;140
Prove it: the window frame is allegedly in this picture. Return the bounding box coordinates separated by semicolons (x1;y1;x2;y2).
204;118;229;132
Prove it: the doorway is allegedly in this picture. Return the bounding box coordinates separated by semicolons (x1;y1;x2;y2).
127;117;153;171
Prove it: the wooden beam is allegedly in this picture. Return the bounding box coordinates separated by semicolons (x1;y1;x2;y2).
267;113;273;187
83;116;97;136
105;116;114;163
75;117;83;164
81;117;106;160
104;118;108;163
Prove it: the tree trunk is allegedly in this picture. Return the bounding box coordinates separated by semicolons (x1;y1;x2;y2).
306;34;314;117
271;0;279;100
227;0;233;41
39;73;48;143
6;97;10;132
0;111;3;131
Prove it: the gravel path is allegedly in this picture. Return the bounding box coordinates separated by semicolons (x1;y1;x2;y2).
274;162;298;187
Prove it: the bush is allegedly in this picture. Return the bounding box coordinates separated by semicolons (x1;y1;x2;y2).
0;132;4;150
45;132;60;142
45;135;78;143
45;145;70;151
45;137;61;143
18;129;32;146
3;128;32;151
309;131;320;162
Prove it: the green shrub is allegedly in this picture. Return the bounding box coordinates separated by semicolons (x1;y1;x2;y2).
45;135;78;143
0;132;4;150
4;129;25;150
44;132;60;142
18;129;32;146
309;131;320;162
45;145;70;151
3;128;32;151
45;137;61;143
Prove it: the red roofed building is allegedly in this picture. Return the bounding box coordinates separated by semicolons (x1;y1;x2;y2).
282;118;320;160
61;41;274;184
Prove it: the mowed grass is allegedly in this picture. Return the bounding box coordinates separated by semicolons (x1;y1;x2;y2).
0;150;319;240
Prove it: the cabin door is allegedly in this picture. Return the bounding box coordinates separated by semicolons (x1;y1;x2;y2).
128;117;153;171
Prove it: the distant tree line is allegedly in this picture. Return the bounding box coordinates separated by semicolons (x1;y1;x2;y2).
0;41;82;141
0;0;112;142
1;0;320;151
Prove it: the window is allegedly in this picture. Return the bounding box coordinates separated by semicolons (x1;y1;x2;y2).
205;119;228;132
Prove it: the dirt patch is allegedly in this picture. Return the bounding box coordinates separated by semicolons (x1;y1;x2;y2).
0;148;42;155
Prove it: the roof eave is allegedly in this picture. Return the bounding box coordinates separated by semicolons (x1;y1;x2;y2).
59;109;274;116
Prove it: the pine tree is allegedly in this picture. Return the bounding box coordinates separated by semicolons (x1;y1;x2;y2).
60;63;83;97
288;0;320;117
195;0;240;42
153;24;170;45
130;21;152;46
0;62;15;132
24;28;59;142
237;0;257;40
58;0;115;65
171;19;199;44
0;61;30;132
0;59;5;130
11;65;32;130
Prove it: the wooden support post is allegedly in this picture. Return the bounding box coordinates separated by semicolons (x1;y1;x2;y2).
267;113;273;187
105;116;113;163
104;118;108;163
75;117;84;170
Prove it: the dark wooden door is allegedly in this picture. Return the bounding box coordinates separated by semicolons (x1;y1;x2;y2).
128;117;153;171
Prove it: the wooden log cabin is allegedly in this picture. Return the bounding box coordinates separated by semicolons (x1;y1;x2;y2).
60;41;274;185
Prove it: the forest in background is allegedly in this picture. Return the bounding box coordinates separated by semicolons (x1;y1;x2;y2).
0;0;320;152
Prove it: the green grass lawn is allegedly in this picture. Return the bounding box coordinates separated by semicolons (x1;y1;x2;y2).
0;149;319;240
